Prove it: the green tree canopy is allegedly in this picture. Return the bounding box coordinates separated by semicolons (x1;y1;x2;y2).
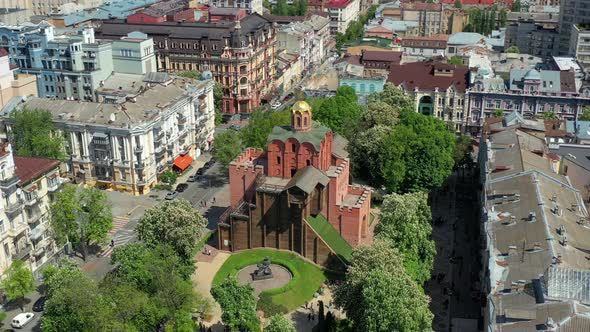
454;0;462;8
264;315;296;332
50;185;113;261
178;70;201;79
375;192;435;284
454;135;475;170
366;83;414;113
512;0;521;12
1;260;35;311
348;125;390;186
9;108;64;159
311;86;363;137
448;55;463;65
334;239;432;331
580;106;590;121
212;277;260;332
542;111;558;120
214;81;224;125
214;129;243;167
136;199;206;261
506;45;520;53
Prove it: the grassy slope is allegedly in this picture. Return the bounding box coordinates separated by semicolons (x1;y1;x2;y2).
306;214;353;262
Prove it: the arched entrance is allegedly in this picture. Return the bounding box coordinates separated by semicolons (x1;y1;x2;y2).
419;96;434;115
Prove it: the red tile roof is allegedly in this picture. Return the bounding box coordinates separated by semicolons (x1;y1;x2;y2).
441;0;513;7
14;156;60;185
387;61;470;93
326;0;352;8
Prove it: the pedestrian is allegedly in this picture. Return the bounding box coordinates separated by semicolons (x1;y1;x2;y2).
312;314;315;321
305;301;308;309
308;313;311;321
213;197;216;203
110;239;114;247
200;201;203;207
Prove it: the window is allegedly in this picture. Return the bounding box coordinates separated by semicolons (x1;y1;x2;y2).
120;49;133;57
292;144;296;152
277;156;281;164
306;160;311;166
495;100;501;108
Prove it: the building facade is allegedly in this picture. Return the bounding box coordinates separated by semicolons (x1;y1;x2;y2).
3;25;113;102
558;0;590;53
401;35;448;57
219;101;372;267
208;0;263;15
388;61;470;132
97;14;277;114
0;48;37;108
504;13;559;57
468;68;590;136
0;143;64;279
401;2;443;36
126;0;195;24
570;24;590;74
3;75;215;196
326;0;360;35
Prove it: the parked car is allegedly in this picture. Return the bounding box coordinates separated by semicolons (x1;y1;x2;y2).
187;175;198;182
165;191;178;200
11;313;34;328
205;160;215;168
271;101;282;110
196;167;204;175
32;297;46;312
175;183;188;192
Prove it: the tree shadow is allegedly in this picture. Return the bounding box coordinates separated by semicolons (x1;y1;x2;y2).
291;310;317;332
2;297;31;311
204;206;228;230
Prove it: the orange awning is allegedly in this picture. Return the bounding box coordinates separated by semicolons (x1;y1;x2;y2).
173;154;193;171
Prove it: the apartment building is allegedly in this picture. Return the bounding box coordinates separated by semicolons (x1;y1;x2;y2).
208;0;263;15
326;0;360;35
505;11;560;57
558;0;590;54
0;48;37;108
2;75;215;196
0;143;64;279
387;61;470;132
97;14;277;114
570;24;590;74
276;15;330;72
401;2;443;36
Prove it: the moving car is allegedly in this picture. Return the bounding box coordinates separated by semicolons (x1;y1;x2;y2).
32;296;46;312
165;191;178;200
175;183;188;192
271;101;282;110
11;313;34;328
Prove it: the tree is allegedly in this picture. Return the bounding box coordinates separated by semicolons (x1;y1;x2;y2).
375;192;435;284
136;199;206;261
213;129;243;167
240;108;290;149
212;278;260;332
542;111;558;120
454;0;462;8
1;261;35;311
349;125;390;186
506;45;520;53
493;109;504;118
9;108;64;159
512;0;521;12
448;55;463;65
454;135;474;170
380;111;455;193
178;70;201;80
43;264;114;332
50;185;113;261
334;239;432;331
580;106;590;121
499;9;508;27
158;169;178;185
264;315;296;332
313;87;363;137
366;83;414;113
214;81;224;126
361;101;400;129
356;269;432;331
101;283;163;332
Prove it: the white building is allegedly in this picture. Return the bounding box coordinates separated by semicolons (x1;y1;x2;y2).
2;73;215;196
208;0;263;15
326;0;360;35
0;144;64;279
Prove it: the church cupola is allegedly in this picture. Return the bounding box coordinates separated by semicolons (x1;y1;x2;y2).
291;100;312;132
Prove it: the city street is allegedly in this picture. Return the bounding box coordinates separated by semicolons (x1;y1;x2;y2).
0;153;231;331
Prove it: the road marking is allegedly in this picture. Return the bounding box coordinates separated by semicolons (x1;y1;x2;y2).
100;230;136;258
108;216;130;236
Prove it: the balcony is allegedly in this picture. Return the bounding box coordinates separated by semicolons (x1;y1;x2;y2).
0;175;19;189
134;145;143;153
6;201;22;216
24;195;38;207
13;244;32;261
27;211;43;224
96;175;112;182
178;114;188;124
47;180;61;192
135;162;145;170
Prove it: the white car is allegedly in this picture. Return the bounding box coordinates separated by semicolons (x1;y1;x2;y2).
11;312;34;328
271;101;282;110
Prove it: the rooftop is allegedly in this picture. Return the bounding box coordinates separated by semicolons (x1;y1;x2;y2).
14;156;60;185
62;0;161;26
448;32;504;48
361;50;402;63
13;76;212;129
268;123;331;150
566;120;590;139
387;61;470;93
509;69;577;93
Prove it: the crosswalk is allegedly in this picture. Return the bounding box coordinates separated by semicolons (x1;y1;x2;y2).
101;216;134;258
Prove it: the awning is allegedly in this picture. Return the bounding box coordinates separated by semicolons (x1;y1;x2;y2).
173;154;193;171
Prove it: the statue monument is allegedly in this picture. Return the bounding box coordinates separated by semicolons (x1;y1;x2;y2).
252;257;273;280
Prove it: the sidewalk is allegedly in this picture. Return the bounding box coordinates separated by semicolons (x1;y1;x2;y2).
193;248;230;331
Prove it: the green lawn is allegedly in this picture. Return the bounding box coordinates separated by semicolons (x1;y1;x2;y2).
212;249;337;313
307;214;352;262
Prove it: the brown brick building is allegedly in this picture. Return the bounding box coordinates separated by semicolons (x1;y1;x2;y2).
219;101;373;268
97;14;277;114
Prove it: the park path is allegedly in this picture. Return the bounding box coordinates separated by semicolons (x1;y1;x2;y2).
193;245;230;331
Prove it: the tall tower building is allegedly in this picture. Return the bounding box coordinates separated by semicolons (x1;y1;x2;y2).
558;0;590;54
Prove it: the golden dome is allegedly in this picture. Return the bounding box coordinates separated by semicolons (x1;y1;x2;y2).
292;100;312;113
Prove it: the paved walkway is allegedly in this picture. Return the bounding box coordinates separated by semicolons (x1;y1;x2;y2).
193;247;230;331
286;287;345;332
